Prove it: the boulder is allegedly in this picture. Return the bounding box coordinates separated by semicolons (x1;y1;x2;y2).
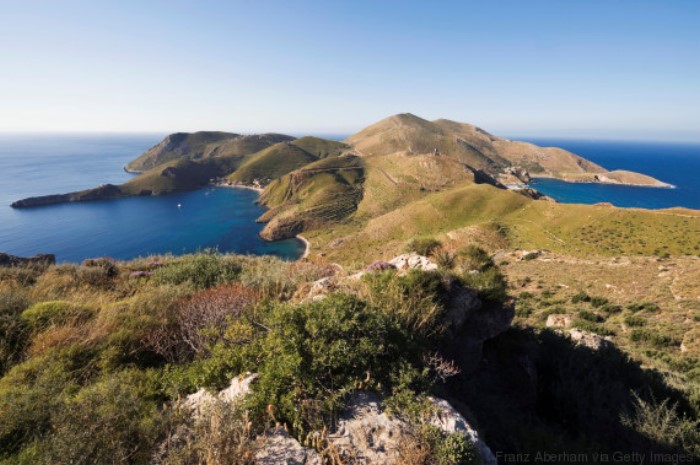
328;392;496;465
255;428;323;465
184;373;258;416
546;313;575;328
388;253;438;272
428;397;497;465
568;328;613;351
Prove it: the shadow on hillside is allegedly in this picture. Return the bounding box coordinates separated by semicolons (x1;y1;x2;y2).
442;326;697;464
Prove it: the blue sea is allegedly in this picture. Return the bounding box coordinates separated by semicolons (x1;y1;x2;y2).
1;135;699;263
522;139;700;210
0;134;305;262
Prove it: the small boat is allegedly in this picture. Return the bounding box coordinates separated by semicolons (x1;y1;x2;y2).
177;203;182;208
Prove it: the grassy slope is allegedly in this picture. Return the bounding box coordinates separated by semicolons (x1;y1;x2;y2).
126;131;239;172
291;136;349;158
257;156;365;239
228;142;319;184
306;180;700;266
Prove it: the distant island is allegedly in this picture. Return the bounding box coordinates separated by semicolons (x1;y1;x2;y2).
12;113;677;246
11;114;671;209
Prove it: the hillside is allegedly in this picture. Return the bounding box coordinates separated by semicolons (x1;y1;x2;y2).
0;248;698;463
125;132;293;173
12;113;670;209
346;113;670;187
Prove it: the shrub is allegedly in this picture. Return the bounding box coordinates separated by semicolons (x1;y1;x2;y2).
41;370;164;465
153;400;255;465
421;425;477;465
20;301;94;331
578;310;602;322
405;238;443;257
624;316;646;327
144;284;259;362
456;245;492;272
205;294;427;435
237;256;333;299
0;289;31;374
571;292;591;304
590;296;610;308
621;393;700;456
462;268;508;304
627;302;659;313
630;329;676;347
81;257;119;277
600;303;622;315
362;270;450;337
433;248;456;269
152;252;242;289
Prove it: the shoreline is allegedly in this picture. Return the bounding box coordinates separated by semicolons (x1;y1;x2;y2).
218;182;309;259
530;175;676;189
215;182;264;193
297;235;311;259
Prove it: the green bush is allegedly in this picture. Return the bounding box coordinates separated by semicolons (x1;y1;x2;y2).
630;329;676;347
578;310;601;322
41;370;163;465
456;245;492;271
462;267;508;304
627;302;659;313
405;238;443;257
621;393;700;456
433;248;456;269
624;316;646;327
571;292;591;304
362;269;451;337
590;296;609;308
0;290;31;375
205;293;427;435
20;301;94;330
152;251;242;289
421;424;477;465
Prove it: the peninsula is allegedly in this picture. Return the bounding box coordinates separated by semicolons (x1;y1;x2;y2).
11;113;670;211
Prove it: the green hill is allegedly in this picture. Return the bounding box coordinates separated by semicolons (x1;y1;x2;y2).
125;132;294;173
228;142;319;184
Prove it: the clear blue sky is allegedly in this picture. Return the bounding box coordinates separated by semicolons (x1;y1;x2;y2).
1;0;698;140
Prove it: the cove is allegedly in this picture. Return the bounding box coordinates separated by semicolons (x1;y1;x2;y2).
0;187;305;263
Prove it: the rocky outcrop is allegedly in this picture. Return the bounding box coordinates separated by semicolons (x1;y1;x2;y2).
428;397;497;465
568;328;613;350
259;216;306;241
255;428;323;465
546;313;575;328
388;253;438;272
0;252;55;267
184;373;258;417
329;391;496;465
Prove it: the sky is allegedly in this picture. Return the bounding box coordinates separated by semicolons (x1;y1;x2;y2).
0;0;699;141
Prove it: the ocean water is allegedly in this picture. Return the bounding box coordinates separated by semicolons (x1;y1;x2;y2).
521;139;700;210
0;134;305;262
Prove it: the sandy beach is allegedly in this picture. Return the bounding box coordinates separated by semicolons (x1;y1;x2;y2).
216;182;264;193
297;235;310;259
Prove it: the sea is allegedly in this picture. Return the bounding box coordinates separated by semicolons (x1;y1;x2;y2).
522;138;700;210
0;134;698;263
0;134;305;262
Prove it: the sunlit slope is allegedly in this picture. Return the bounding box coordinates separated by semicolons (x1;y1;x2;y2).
126;132;293;172
257;156;365;240
307;181;700;264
